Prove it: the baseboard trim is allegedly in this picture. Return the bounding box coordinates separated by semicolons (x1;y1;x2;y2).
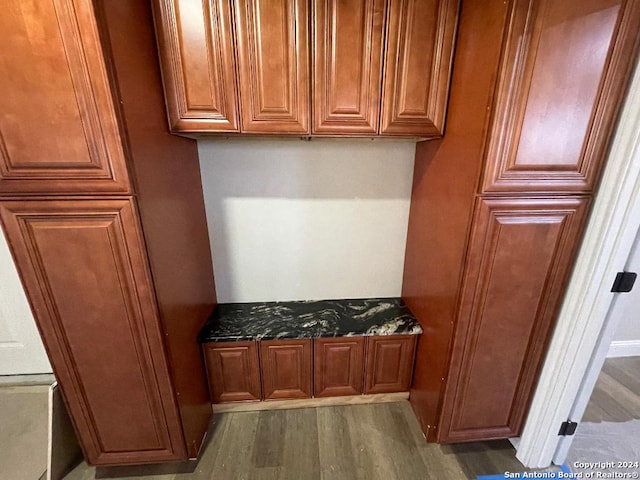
211;392;409;413
607;340;640;358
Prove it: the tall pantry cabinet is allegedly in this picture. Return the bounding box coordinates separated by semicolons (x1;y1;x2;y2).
0;0;216;465
403;0;640;443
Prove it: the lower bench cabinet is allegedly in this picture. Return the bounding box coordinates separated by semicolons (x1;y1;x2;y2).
203;341;261;403
203;335;417;404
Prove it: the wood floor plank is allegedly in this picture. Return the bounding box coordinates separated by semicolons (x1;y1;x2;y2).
280;408;320;480
316;406;359;480
252;411;285;468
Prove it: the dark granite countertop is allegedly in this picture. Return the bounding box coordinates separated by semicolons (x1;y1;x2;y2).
198;297;423;342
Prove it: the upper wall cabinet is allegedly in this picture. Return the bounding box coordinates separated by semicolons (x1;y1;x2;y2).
153;0;240;132
235;0;310;133
312;0;386;134
152;0;460;138
380;0;459;136
482;0;640;193
0;0;130;195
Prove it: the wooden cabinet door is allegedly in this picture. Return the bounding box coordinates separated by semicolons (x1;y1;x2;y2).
153;0;239;132
439;197;590;442
481;0;640;193
260;339;312;400
234;0;310;134
314;337;364;397
380;0;459;137
0;199;185;465
203;341;261;402
312;0;386;134
364;335;416;394
0;0;130;194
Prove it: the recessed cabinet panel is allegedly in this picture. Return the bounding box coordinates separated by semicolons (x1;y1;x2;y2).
0;199;185;464
204;342;261;402
260;339;312;400
314;337;365;397
364;335;416;394
0;0;130;194
380;0;459;137
440;197;590;442
153;0;239;131
235;0;310;133
313;0;386;134
482;0;636;192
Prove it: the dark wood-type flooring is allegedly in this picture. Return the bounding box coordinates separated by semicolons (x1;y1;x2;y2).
582;356;640;423
66;401;534;480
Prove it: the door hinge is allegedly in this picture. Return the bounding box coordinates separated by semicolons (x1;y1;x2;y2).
558;420;578;436
611;271;637;293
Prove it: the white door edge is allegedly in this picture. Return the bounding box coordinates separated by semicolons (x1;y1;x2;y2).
515;59;640;468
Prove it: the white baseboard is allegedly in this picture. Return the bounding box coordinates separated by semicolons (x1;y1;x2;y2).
607;340;640;358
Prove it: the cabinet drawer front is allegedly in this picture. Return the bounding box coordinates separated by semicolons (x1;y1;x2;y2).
0;0;130;194
204;342;261;402
235;0;310;134
364;335;416;394
313;0;386;134
314;337;365;397
0;199;184;465
380;0;459;137
440;197;589;442
153;0;239;132
481;0;640;193
260;339;312;400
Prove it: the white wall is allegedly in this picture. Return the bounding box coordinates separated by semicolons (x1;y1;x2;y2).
198;138;416;303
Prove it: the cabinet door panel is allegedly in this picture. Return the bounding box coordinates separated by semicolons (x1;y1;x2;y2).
380;0;459;137
313;0;386;134
0;0;130;194
0;199;185;465
439;197;590;442
314;337;364;397
260;339;312;400
482;0;640;193
203;342;261;402
153;0;239;132
235;0;309;133
364;335;416;394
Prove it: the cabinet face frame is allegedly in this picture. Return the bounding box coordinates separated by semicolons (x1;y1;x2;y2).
203;341;262;402
0;0;130;195
0;198;185;465
481;0;640;193
439;196;590;442
260;339;313;400
314;337;365;397
234;0;310;134
312;0;386;134
364;335;416;394
152;0;240;132
380;0;460;137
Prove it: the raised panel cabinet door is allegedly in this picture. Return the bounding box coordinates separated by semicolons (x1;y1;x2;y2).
203;341;261;402
0;199;186;465
482;0;640;193
380;0;459;137
438;197;590;443
364;335;416;394
260;339;312;400
314;337;364;397
0;0;130;194
153;0;239;132
234;0;310;134
313;0;386;134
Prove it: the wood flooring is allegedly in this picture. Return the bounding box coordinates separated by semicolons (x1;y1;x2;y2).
64;402;532;480
582;356;640;423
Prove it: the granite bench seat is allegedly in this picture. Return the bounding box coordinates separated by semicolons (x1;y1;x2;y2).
197;297;423;343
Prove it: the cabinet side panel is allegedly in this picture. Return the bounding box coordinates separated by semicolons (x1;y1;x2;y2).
98;0;216;458
401;0;509;440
